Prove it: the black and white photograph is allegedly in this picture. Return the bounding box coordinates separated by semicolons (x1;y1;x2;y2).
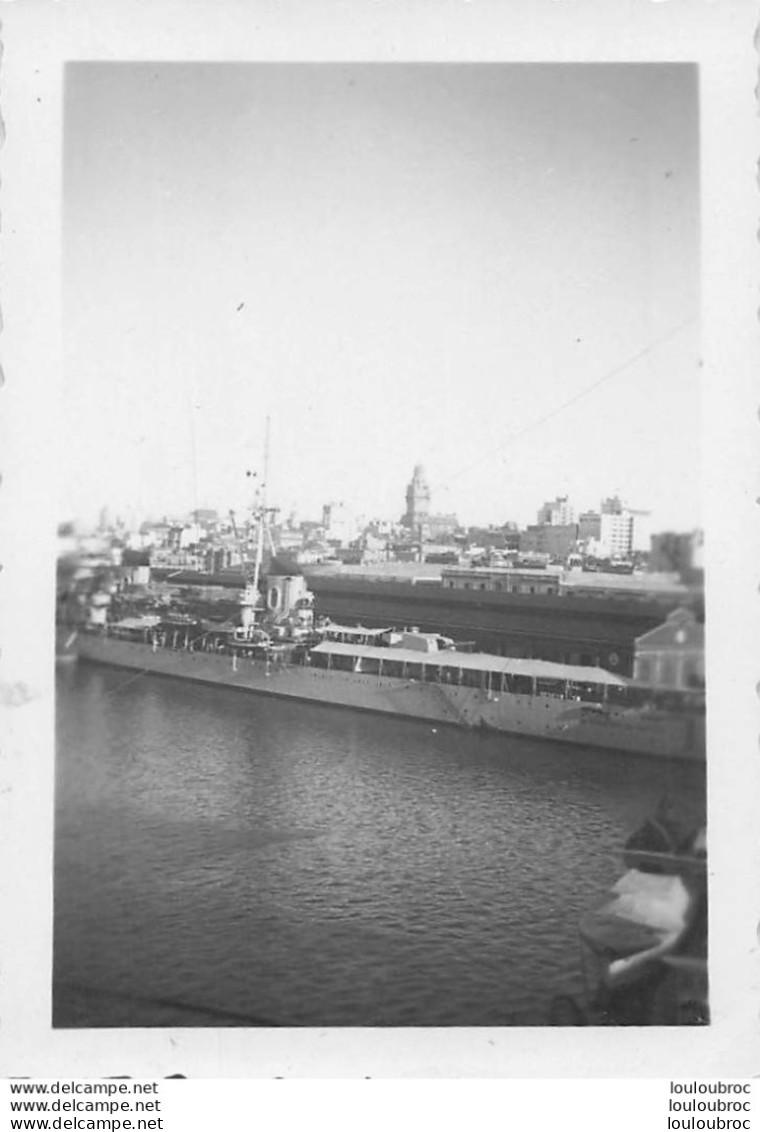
54;60;708;1031
1;0;758;1085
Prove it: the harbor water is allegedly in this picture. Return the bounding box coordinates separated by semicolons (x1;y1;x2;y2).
54;663;705;1027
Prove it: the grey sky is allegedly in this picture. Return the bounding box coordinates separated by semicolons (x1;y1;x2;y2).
63;63;699;530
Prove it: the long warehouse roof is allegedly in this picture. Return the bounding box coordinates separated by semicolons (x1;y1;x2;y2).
310;641;628;686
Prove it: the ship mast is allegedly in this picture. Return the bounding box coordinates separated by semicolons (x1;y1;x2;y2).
250;416;271;600
235;418;280;638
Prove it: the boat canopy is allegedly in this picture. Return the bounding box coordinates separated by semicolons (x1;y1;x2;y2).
309;640;629;687
110;616;162;631
320;622;392;638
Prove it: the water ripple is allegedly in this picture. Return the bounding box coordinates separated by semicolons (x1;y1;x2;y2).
54;665;704;1027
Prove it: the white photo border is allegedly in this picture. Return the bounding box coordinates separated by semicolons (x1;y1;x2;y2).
0;0;758;1079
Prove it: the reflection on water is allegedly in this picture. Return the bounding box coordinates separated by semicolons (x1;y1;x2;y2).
54;664;705;1027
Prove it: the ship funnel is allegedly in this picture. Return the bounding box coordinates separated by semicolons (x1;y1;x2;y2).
267;574;308;619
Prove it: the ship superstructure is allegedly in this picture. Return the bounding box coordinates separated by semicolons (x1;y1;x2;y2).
63;428;705;762
74;607;704;761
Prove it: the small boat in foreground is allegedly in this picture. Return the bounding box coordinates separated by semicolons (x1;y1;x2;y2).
550;806;708;1025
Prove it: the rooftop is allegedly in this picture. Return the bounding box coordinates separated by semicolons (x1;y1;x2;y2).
310;640;628;686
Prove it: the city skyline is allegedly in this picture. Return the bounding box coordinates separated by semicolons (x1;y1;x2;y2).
63;63;700;531
74;475;681;539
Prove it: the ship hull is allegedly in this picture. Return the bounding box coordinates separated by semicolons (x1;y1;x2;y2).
72;635;704;762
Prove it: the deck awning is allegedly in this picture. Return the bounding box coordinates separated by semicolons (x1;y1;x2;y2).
320;622;392;638
309;640;629;687
110;616;161;631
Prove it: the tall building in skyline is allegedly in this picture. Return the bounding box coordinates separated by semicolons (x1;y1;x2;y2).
601;496;625;516
599;509;635;558
537;495;575;527
321;501;358;547
402;464;432;538
578;510;602;543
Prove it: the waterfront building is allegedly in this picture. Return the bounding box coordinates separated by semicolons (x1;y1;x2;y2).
559;571;689;599
443;566;561;596
633;608;704;690
302;565;701;674
519;523;578;559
